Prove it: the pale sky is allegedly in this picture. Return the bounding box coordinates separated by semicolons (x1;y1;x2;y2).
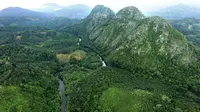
0;0;199;12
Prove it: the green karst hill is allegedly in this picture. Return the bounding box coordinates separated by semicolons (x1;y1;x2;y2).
0;4;200;112
61;5;200;112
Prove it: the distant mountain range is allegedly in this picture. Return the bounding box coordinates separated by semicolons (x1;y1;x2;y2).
35;3;62;13
1;3;200;19
0;3;92;18
147;3;200;19
0;7;51;17
32;3;92;18
53;4;92;18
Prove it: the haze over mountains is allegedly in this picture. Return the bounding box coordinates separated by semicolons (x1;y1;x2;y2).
0;3;200;19
147;3;200;19
34;3;62;13
0;3;92;18
0;7;51;17
33;3;92;18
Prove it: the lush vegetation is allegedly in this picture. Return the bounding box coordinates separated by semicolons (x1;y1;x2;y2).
168;18;200;46
59;6;200;112
60;65;200;112
0;44;60;111
0;17;80;29
1;7;200;112
0;17;80;112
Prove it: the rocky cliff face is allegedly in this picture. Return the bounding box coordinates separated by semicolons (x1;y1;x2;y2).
82;5;195;70
83;5;116;40
116;6;145;20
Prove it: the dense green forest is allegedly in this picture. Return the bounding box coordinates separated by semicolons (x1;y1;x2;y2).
0;16;103;112
168;18;200;46
59;5;200;112
1;6;200;112
0;17;80;29
0;17;81;111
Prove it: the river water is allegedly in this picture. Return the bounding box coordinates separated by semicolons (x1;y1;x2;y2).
56;37;106;112
56;73;67;112
99;55;107;67
77;38;82;46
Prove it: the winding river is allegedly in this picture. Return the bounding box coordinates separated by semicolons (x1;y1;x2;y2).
56;73;67;112
56;37;107;112
77;37;107;67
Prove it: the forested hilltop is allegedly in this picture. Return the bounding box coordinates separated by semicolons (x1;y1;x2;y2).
0;5;200;112
168;18;200;46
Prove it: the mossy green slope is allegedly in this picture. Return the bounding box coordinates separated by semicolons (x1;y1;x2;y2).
62;5;200;112
83;5;195;70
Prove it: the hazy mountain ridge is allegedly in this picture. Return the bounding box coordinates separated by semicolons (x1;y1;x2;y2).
54;4;91;18
2;3;200;19
0;3;91;18
0;7;51;17
33;3;92;18
147;3;200;19
37;3;62;13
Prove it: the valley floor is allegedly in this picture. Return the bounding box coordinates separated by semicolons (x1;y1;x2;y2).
0;16;200;112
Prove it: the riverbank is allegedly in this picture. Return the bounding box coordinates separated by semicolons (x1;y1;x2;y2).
56;73;67;112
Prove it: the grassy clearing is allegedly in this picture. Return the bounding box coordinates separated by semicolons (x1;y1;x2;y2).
56;50;86;62
40;32;47;35
16;36;22;40
56;53;71;62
